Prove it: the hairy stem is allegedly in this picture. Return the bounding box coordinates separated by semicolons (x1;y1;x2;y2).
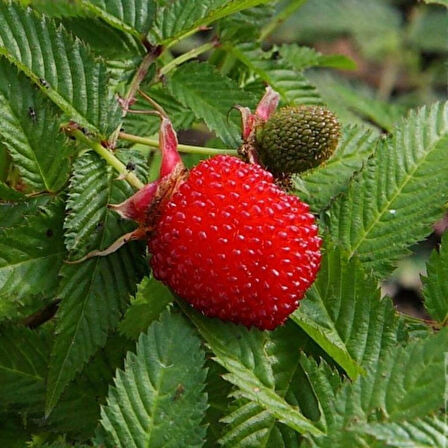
159;41;216;78
259;0;307;42
69;128;145;190
119;132;237;156
122;49;161;114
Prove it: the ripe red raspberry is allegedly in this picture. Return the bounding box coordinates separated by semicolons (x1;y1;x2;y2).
149;155;321;330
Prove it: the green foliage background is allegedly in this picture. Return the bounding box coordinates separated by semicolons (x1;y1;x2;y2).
0;0;446;446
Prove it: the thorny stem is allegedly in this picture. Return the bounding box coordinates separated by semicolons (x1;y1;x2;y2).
109;47;162;146
158;41;216;78
67;128;145;190
119;132;238;156
259;0;307;42
121;49;161;114
138;89;168;117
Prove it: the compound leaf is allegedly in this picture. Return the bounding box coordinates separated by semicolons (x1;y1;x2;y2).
182;304;323;437
99;310;208;448
0;2;120;136
329;101;448;275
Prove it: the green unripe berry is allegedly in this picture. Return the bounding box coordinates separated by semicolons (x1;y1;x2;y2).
256;105;340;175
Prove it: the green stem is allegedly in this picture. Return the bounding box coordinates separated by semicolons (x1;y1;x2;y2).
259;0;307;42
159;41;216;77
119;132;237;156
71;129;145;190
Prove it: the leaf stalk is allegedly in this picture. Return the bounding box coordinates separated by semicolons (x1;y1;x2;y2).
158;41;216;78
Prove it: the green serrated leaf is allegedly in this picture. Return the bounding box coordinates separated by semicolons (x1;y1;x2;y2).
0;325;50;411
293;125;377;211
47;148;148;414
79;0;156;37
204;361;233;447
356;416;448;448
63;151;127;259
119;276;174;340
123;86;195;137
167;61;257;147
216;4;276;43
292;247;399;379
220;400;302;447
219;323;320;447
182;304;323;437
99;310;208;448
311;72;407;132
0;59;72;192
279;44;356;71
0;322;104;439
61;17;144;59
299;356;342;432
0;200;65;306
312;329;448;447
367;328;448;418
422;232;448;324
0;195;51;229
46;243;145;415
151;0;271;46
29;0;89;18
227;43;322;106
0;2;121;136
46;333;133;439
329;101;448;275
64;150;146;259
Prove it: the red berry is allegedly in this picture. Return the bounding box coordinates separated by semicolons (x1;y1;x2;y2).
149;155;321;330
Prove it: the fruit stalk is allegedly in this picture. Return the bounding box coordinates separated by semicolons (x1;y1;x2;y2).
119;132;237;156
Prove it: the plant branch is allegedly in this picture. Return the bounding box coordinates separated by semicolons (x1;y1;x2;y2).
63;124;145;190
109;46;162;146
119;132;237;156
158;41;216;78
259;0;307;42
121;47;162;115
